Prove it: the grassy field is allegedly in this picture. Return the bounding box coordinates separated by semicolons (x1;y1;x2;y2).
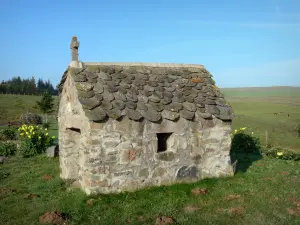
0;87;300;224
1;155;300;225
222;86;300;151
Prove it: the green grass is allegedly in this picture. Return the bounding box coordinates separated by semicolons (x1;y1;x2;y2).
1;155;300;225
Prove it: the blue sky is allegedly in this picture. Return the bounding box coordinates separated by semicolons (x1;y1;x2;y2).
0;0;300;88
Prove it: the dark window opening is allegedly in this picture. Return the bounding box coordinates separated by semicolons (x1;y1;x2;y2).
157;133;173;153
66;127;81;134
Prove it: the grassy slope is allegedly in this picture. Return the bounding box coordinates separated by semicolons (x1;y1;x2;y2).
221;87;300;151
0;94;58;124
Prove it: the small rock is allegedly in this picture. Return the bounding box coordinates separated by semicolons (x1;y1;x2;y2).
0;156;9;164
46;145;59;158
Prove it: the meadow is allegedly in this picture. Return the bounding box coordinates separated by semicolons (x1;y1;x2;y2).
0;86;300;225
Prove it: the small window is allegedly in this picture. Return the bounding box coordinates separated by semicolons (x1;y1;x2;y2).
157;133;172;153
66;127;81;134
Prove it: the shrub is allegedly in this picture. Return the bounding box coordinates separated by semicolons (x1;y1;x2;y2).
20;113;42;125
230;128;261;154
264;147;300;161
42;122;51;130
0;127;17;140
18;124;56;157
0;141;18;156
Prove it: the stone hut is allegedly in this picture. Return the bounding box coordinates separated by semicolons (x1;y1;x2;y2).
57;36;235;195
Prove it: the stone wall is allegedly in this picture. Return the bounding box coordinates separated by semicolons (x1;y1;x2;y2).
58;71;91;181
79;113;233;195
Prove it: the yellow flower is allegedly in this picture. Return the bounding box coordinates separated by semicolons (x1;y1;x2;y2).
45;133;48;136
51;136;56;139
277;152;283;156
33;132;35;135
20;133;24;136
38;136;41;139
251;132;254;136
45;128;47;131
26;132;28;135
36;125;39;128
240;127;247;131
28;135;31;139
234;129;238;133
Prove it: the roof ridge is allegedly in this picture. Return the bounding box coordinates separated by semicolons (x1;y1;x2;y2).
83;62;205;68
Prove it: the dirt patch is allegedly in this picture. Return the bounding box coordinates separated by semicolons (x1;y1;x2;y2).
228;207;244;216
224;194;241;201
86;199;95;205
280;171;289;175
24;193;40;199
217;207;244;216
39;211;68;225
287;208;300;217
183;205;201;213
191;188;208;196
263;177;275;181
43;174;53;180
0;188;17;195
155;216;175;225
288;198;300;207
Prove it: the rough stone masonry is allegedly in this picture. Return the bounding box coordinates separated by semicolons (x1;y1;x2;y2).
57;36;235;195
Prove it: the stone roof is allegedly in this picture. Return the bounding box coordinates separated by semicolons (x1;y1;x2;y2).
58;62;234;123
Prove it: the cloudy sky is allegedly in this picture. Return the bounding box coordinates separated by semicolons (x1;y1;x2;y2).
0;0;299;87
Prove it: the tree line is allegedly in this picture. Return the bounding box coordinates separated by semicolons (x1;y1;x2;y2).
0;76;58;96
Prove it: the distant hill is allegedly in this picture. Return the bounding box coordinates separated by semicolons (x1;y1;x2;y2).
221;86;300;98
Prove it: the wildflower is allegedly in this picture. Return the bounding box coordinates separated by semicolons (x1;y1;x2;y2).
45;133;48;136
240;127;247;131
38;136;41;139
45;128;47;131
277;152;283;156
20;133;24;136
51;136;56;139
251;132;254;136
234;129;238;133
26;132;28;135
28;135;31;139
33;132;35;135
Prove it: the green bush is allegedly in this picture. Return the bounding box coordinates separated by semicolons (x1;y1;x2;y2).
42;122;51;130
231;128;261;154
0;142;18;156
264;147;300;161
0;127;17;140
18;124;55;157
